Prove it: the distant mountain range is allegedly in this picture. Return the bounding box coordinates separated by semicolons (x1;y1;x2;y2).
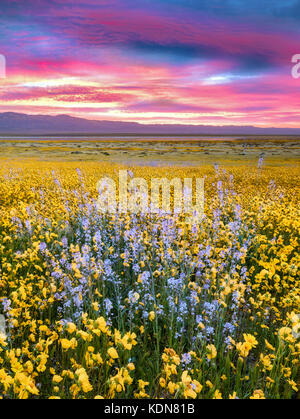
0;112;300;136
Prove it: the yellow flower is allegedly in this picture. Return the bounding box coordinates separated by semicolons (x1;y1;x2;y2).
213;390;222;399
14;372;39;398
159;377;166;388
75;368;93;393
0;369;13;391
138;379;149;390
181;372;203;399
121;332;137;350
250;390;265;399
66;322;77;334
287;380;298;392
109;368;132;395
60;338;77;350
96;317;108;333
149;311;155;321
107;347;119;359
92;302;99;311
279;327;293;342
243;334;258;348
265;339;275;351
127;363;135;371
206;380;213;389
167;381;178;395
206;344;217;360
260;354;272;371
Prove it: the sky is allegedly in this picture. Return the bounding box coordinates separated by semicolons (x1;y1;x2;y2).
0;0;300;127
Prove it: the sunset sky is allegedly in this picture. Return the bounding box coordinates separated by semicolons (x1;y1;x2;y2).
0;0;300;127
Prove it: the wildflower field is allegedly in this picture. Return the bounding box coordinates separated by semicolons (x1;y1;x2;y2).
0;158;299;399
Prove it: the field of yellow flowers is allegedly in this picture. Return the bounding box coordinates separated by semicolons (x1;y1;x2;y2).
0;159;299;399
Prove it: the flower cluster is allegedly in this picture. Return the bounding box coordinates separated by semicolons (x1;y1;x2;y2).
0;160;299;399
